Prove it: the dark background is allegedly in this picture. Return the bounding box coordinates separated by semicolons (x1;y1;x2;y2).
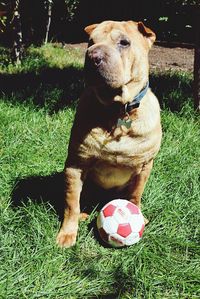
0;0;198;46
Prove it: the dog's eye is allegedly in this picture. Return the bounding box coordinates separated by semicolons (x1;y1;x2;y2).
119;39;130;47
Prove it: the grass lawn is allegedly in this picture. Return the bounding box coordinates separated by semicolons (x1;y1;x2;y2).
0;44;199;298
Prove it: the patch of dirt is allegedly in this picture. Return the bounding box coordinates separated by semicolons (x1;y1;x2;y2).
66;42;194;73
149;44;194;73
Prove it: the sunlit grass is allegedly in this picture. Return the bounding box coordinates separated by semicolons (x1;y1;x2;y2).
0;44;199;298
0;43;84;74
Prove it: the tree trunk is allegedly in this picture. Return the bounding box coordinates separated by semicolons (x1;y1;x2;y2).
45;0;52;44
12;0;23;64
194;6;200;112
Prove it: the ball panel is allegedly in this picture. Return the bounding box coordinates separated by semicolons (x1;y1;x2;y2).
103;204;117;217
117;223;132;238
109;199;128;207
103;217;118;234
125;232;140;246
114;207;131;224
109;233;125;247
129;214;145;232
126;202;140;214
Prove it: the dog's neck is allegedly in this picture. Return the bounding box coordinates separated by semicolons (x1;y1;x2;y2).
111;79;149;116
91;78;150;116
123;81;149;113
114;75;149;102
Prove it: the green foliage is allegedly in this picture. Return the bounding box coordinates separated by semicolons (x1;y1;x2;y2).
45;0;80;22
0;15;7;34
0;1;10;34
168;0;199;4
64;0;80;21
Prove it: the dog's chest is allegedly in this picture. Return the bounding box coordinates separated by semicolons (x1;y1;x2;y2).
74;113;161;190
81;128;148;189
79;127;149;166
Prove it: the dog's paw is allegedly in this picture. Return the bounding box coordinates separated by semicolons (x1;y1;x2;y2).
79;212;89;221
56;231;77;248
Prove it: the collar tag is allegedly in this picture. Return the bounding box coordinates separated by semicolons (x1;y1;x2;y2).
116;81;149;129
117;116;132;129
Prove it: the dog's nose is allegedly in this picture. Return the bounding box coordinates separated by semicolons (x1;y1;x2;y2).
89;48;103;67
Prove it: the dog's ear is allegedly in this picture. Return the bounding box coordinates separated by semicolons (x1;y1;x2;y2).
84;24;98;36
137;22;156;48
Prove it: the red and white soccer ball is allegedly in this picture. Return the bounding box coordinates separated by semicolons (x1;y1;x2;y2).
97;199;145;247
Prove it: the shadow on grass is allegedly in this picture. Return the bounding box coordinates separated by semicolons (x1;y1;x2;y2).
0;59;193;113
11;172;66;220
11;172;128;250
11;174;126;297
150;71;193;112
0;66;84;113
11;173;127;220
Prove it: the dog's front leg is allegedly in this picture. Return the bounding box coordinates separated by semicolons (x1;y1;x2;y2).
128;160;153;223
56;167;84;248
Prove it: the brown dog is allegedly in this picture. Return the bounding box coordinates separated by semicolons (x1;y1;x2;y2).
56;21;162;248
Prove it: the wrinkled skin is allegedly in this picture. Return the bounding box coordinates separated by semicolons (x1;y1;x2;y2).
56;21;162;248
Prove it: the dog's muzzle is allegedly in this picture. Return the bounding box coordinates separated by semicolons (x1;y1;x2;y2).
85;44;125;89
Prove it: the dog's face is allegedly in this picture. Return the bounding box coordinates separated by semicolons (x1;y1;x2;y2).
84;21;155;105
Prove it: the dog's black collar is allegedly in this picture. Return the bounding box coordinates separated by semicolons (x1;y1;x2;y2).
124;81;149;114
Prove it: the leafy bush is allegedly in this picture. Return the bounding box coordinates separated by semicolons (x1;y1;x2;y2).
64;0;80;21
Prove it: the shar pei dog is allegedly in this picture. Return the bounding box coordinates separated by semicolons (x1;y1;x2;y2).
56;20;162;248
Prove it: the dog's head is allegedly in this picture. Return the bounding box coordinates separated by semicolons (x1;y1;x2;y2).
84;20;155;105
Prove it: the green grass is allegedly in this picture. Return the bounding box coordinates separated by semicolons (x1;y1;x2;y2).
0;44;199;298
0;43;84;74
